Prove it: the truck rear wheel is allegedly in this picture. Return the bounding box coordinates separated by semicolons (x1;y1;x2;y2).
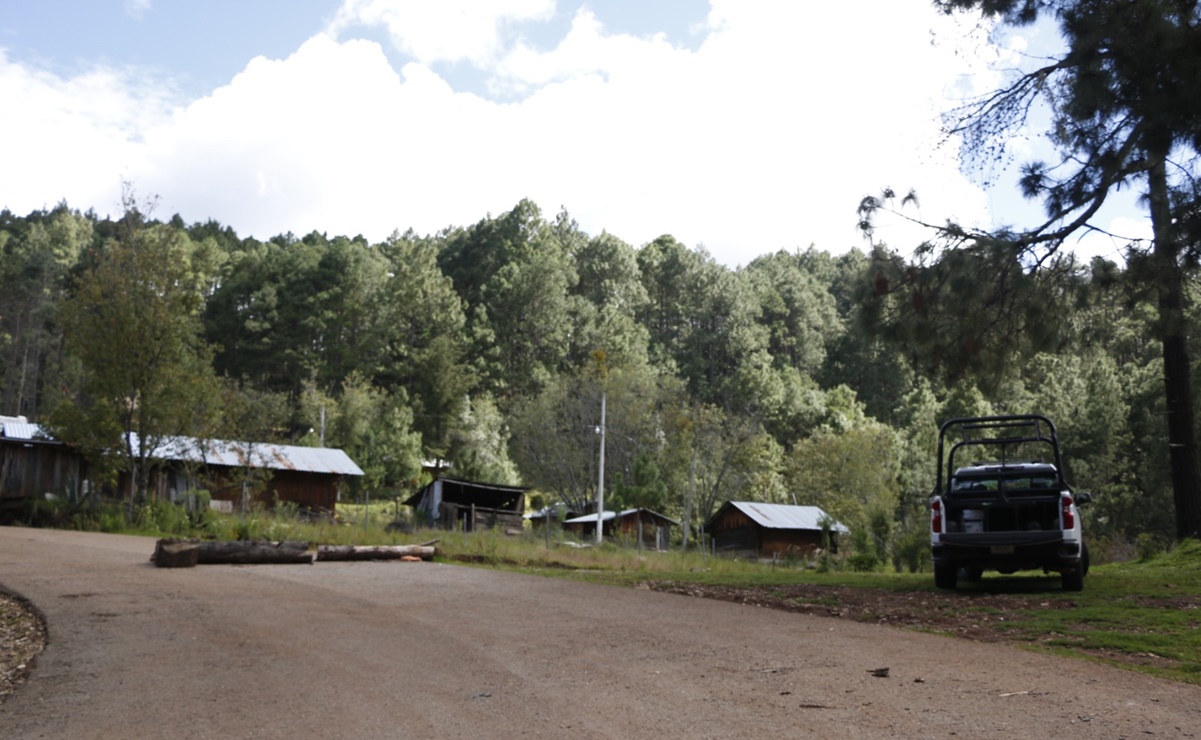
1062;567;1084;591
934;562;957;589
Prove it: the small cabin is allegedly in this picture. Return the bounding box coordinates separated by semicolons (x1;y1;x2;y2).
707;501;848;559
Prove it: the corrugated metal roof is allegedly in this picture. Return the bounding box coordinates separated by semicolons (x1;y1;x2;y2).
0;420;362;475
135;434;364;476
725;502;850;533
563;508;681;526
564;510;618;524
1;421;49;441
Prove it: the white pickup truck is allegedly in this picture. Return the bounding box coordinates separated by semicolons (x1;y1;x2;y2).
930;415;1092;591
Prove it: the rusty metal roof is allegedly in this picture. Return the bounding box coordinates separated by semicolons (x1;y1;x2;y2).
722;502;849;533
138;435;364;476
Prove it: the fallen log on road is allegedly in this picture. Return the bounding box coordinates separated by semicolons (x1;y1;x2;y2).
153;539;314;567
315;544;436;562
197;540;314;565
152;540;200;568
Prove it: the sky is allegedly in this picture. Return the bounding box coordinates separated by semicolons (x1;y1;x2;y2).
0;0;1146;267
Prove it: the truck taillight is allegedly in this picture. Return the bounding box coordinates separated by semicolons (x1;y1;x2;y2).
1062;494;1074;529
931;499;942;533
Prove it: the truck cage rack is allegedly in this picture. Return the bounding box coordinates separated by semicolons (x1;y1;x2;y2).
936;415;1066;495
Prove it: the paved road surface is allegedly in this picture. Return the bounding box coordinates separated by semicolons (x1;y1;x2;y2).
1;528;1199;738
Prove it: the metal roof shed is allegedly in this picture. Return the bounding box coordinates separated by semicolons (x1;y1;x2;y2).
405;477;528;533
129;434;364;512
563;507;680;550
2;417;86;512
707;501;848;560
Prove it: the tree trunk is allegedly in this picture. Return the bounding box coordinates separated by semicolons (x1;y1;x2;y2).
154;539;315;565
152;540;200;568
1148;157;1201;540
315;545;436;561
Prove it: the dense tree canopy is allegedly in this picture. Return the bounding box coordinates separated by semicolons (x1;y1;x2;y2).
0;172;1195;554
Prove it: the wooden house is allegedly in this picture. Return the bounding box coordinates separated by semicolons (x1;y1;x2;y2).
404;477;528;532
126;435;364;513
707;501;848;559
1;418;363;516
1;417;88;520
564;508;679;550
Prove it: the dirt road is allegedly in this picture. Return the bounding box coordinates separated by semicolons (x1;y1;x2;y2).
1;528;1198;739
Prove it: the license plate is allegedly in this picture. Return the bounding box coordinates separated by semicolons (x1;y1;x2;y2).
990;545;1014;555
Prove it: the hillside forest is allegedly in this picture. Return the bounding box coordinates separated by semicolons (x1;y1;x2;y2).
1;192;1193;565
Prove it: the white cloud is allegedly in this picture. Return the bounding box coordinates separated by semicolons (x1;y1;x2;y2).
0;49;174;214
327;0;555;67
0;1;1034;266
1069;214;1151;264
126;0;152;21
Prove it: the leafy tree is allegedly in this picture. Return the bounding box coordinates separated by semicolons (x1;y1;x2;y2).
610;453;669;512
744;250;841;377
859;0;1201;537
733;363;828;447
507;371;603;513
377;230;475;461
568;231;651;368
54;192;223;504
296;373;423;496
660;400;779;547
444;392;521;485
636;235;706;374
0;205;93;418
205;236;321;393
439;200;580;398
508;361;668;513
637;236;769;410
784;420;901;540
205;232;391;396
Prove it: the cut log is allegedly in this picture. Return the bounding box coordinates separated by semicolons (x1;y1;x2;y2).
315;545;436;562
152;540;200;568
153;539;314;565
198;540;313;565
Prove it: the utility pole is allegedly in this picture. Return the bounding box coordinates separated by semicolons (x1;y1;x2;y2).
596;390;606;545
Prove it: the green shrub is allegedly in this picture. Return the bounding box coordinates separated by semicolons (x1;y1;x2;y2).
893;527;931;573
96;505;127;533
135;500;195;535
1137;531;1169;561
847;526;879;572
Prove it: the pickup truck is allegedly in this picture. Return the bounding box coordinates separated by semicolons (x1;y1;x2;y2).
931;415;1092;591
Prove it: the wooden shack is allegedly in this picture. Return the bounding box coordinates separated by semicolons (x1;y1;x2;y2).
126;435;363;513
707;501;848;559
1;417;88;520
404;477;528;533
564;508;679;550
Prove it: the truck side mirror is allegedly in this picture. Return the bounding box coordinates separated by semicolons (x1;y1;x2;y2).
1075;491;1093;506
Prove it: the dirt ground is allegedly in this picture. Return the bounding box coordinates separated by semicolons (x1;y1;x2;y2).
3;528;1200;738
0;569;1073;703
